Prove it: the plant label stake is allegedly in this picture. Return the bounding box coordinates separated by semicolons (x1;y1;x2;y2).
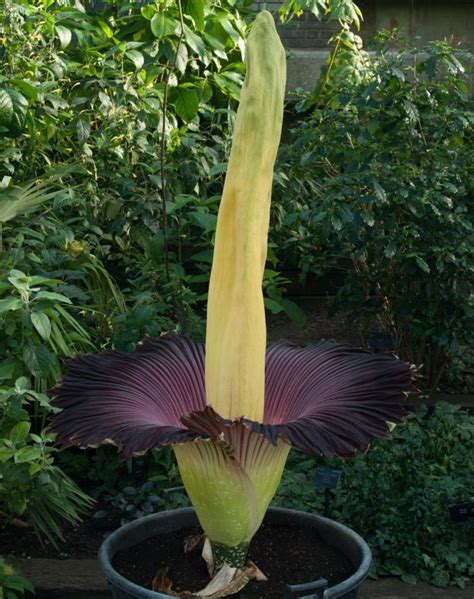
284;578;328;598
314;467;342;518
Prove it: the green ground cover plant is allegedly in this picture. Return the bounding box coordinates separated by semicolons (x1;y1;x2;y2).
0;558;33;599
274;402;474;588
0;378;91;545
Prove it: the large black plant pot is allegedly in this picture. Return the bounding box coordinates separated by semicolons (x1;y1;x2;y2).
99;507;372;599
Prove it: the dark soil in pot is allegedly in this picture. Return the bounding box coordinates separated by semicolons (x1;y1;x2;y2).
112;519;355;599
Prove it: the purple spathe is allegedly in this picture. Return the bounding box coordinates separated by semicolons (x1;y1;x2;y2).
49;332;414;458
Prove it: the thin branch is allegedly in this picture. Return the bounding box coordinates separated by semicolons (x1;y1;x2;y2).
160;0;186;282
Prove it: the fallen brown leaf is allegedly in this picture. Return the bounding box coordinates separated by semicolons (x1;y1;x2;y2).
247;560;268;581
184;534;204;554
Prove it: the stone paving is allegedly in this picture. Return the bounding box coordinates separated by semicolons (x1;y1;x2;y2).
360;578;474;599
10;558;474;598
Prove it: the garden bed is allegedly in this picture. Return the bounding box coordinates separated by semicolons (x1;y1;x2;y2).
1;509;106;560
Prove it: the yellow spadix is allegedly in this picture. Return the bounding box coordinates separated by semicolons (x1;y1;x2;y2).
205;10;286;422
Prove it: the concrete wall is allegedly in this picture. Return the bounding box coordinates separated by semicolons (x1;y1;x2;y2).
373;0;474;50
252;0;474;91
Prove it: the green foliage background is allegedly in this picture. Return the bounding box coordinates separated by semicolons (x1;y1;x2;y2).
274;403;474;588
274;34;474;388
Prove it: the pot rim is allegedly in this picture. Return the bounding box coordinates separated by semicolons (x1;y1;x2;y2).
99;506;372;599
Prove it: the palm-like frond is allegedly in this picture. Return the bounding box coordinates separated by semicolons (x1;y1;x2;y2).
27;466;92;548
0;180;58;223
0;165;83;223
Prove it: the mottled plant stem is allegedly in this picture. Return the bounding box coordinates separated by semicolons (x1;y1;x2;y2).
212;541;250;570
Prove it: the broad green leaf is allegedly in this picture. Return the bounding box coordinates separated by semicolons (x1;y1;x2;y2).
28;276;61;286
403;100;419;122
373;180;387;202
183;0;205;31
34;291;72;304
190;211;217;232
0;447;13;462
141;4;156;19
213;73;241;99
76;118;91;144
204;33;227;60
8;576;34;593
191;249;213;263
3;89;28;137
209;162;228;176
184;25;207;59
0;362;15;380
23;344;52;378
126;50;144;71
0;297;22;313
218;16;240;44
29;463;43;475
264;298;284;314
15;376;28;391
150;14;178;38
10;421;30;445
0;89;14;129
7;269;28;289
415;256;431;273
97;18;114;39
172;86;199;122
31;312;52;341
55;25;72;49
175;43;189;75
14;446;43;463
280;299;306;327
11;79;38;101
10;494;27;515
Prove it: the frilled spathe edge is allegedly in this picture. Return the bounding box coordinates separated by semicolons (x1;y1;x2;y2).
49;333;206;455
49;335;415;458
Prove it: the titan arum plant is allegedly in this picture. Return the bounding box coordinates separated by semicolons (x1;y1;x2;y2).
50;11;414;597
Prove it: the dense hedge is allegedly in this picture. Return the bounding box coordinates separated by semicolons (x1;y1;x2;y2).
274;36;474;389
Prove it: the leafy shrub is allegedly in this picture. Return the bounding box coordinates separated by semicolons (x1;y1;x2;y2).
99;480;189;528
0;269;94;392
0;378;91;545
0;0;251;337
274;36;474;388
0;559;33;599
274;402;474;587
0;1;311;340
